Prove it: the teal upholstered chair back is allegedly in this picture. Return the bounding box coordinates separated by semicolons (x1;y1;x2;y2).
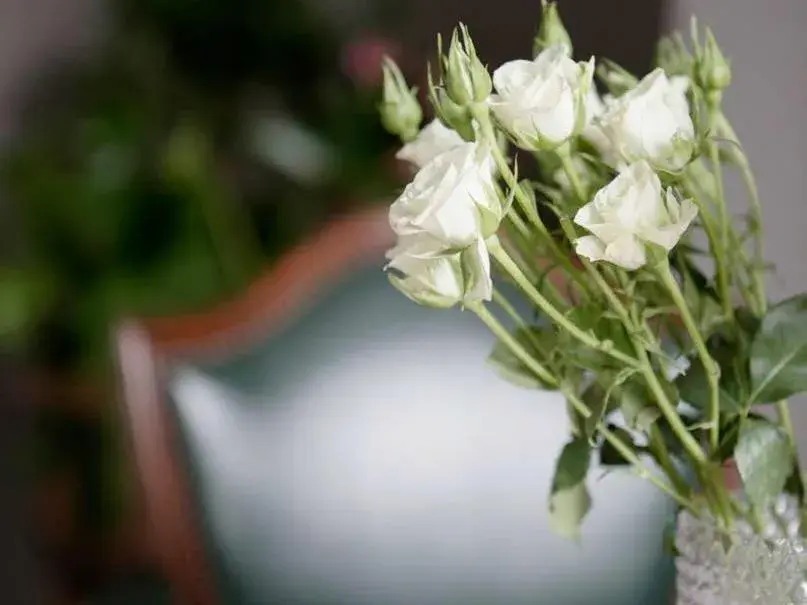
117;211;675;605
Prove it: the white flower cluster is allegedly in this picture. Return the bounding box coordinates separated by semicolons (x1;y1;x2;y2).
382;28;699;308
378;9;806;570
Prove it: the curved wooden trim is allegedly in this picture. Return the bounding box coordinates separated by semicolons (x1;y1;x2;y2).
144;208;394;359
114;321;217;605
114;208;396;605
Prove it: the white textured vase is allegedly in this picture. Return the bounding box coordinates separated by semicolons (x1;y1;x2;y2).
675;494;807;604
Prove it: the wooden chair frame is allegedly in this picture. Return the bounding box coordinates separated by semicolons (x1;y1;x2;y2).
114;209;393;605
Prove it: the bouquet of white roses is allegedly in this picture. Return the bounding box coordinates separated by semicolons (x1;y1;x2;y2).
378;3;807;600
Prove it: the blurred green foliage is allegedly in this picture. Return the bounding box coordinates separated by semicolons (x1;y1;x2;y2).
2;0;396;371
1;0;397;561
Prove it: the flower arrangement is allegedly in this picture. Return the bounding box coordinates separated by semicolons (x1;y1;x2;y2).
379;2;807;601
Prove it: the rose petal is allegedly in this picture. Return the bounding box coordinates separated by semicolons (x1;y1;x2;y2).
603;234;647;270
574;235;607;263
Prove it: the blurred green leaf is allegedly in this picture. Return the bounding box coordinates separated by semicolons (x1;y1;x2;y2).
616;379;663;431
578;367;637;439
557;304;633;371
548;437;591;539
487;326;555;389
750;294;807;403
676;354;744;415
600;425;641;466
0;269;55;344
736;418;793;508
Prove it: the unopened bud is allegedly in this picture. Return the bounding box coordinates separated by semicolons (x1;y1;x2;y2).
596;58;639;97
379;57;422;141
696;28;732;92
427;63;476;141
533;1;572;58
442;23;492;106
655;33;692;77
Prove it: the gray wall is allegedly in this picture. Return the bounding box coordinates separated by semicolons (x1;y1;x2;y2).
0;0;105;145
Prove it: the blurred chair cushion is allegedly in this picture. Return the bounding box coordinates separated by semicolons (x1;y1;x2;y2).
165;260;676;605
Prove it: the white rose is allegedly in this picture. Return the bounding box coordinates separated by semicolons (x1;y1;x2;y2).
490;45;594;150
670;75;691;96
573;160;698;270
386;235;492;307
584;87;606;126
596;68;695;172
389;141;501;248
581;87;620;165
396;119;465;168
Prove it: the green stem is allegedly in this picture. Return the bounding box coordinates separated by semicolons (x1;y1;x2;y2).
564;388;700;514
501;217;566;309
685;159;757;309
727;498;760;535
707;115;735;325
558;218;707;470
493;288;551;357
714;119;796;456
557;145;587;203
559;218;625;312
488;237;639;369
492;288;524;327
716;114;767;313
472;104;594;299
494;282;697;514
657;257;721;453
636;344;709;466
681;168;751;316
488;289;689;509
559;217;666;368
777;399;797;454
472;106;543;229
648;424;692;498
505;208;530;239
500;221;539;280
469;302;557;387
706;464;735;531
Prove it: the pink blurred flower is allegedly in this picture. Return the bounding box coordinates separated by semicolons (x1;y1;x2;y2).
342;35;402;89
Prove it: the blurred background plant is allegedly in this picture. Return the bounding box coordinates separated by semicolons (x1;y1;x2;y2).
0;0;400;598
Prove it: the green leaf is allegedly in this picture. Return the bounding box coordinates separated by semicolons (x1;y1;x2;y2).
600;425;640;466
679;261;724;339
713;415;742;462
750;293;807;402
579;385;611;439
558;304;632;371
548;438;592;539
662;522;682;557
0;269;55;344
532;151;563;179
735;419;793;508
548;483;592;540
675;330;756;416
578;368;637;439
674;255;719;300
676;356;743;415
784;465;806;502
617;380;662;431
487;327;554;389
735;307;761;341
